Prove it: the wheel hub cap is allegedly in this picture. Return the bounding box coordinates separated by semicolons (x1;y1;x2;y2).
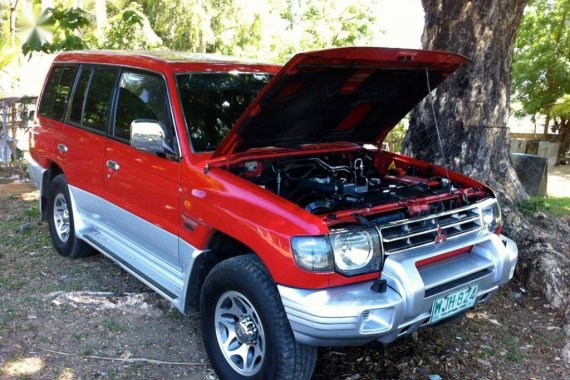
235;315;258;344
53;193;70;243
214;291;265;376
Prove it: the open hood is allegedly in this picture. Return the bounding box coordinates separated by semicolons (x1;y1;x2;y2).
213;47;469;157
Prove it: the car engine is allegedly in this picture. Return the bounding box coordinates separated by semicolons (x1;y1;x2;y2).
231;151;466;216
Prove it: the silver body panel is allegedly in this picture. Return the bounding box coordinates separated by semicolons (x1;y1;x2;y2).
28;159;202;313
28;158;47;212
279;232;518;347
68;185;202;312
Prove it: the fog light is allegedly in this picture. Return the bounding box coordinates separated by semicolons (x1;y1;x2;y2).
509;264;516;280
359;308;394;334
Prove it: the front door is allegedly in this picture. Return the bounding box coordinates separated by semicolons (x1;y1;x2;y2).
102;69;182;270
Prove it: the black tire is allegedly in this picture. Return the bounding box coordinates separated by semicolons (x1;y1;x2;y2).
200;254;317;380
47;174;94;258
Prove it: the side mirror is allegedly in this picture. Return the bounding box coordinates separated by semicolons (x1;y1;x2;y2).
130;119;166;155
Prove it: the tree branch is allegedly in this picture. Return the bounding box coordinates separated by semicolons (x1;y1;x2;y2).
32;346;208;366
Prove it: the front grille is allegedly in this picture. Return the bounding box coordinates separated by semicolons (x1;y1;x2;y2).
376;204;483;255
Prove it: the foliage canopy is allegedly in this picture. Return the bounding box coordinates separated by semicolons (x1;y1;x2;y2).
7;0;380;63
512;0;570;121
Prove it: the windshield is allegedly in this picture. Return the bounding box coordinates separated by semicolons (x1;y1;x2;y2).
176;72;273;152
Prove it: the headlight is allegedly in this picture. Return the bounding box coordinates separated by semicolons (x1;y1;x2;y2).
479;199;502;233
330;227;383;276
291;227;383;276
291;236;333;272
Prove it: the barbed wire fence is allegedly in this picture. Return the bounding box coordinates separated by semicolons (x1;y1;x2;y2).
1;96;37;168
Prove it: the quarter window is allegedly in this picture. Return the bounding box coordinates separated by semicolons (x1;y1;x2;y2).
114;71;173;143
38;65;77;121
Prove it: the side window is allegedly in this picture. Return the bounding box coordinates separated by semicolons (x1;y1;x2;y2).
82;67;118;133
38;65;77;121
114;71;174;144
69;67;91;125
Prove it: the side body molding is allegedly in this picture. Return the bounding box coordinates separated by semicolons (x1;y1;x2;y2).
68;185;204;313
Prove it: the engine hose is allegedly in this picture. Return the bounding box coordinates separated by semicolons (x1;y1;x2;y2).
294;179;343;194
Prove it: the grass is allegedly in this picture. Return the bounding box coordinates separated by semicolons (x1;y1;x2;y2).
504;336;524;364
519;196;570;217
24;205;40;219
102;318;124;333
71;332;86;341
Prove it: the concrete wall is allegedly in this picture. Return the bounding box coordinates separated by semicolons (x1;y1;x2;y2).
537;141;560;168
511;139;527;154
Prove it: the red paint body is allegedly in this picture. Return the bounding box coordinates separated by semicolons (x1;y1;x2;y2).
30;49;493;290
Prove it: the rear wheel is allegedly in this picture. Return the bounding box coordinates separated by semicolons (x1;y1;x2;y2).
47;175;94;258
200;254;317;380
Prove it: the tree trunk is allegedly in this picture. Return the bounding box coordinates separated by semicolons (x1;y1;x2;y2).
9;0;19;46
95;0;107;36
559;119;570;163
403;0;527;207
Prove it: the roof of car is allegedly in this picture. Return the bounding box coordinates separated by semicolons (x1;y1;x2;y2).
54;50;278;66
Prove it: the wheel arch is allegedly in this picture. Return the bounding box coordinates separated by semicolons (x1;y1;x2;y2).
40;162;64;220
183;230;266;314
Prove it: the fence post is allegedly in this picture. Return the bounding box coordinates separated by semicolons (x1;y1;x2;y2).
1;99;8;168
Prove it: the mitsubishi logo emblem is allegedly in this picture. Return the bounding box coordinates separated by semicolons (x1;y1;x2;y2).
435;225;447;243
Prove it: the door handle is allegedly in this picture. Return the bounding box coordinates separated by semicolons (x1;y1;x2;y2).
57;144;68;153
106;160;120;171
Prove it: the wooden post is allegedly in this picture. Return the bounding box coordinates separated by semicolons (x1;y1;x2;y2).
1;99;8;167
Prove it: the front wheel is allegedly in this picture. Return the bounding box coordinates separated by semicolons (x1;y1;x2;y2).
200;254;317;380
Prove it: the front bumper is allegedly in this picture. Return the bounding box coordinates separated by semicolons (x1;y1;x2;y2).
278;232;518;347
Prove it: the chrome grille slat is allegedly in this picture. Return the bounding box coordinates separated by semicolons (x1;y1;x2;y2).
376;204;483;255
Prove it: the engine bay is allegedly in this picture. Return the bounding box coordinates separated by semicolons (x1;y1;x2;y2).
230;150;490;224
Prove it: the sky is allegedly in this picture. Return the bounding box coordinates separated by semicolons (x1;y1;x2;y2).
373;0;424;48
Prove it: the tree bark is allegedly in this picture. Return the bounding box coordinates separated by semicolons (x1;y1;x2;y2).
404;0;528;207
9;0;19;46
95;0;107;36
558;119;570;163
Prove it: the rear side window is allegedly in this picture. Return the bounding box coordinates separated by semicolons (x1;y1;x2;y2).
69;67;91;125
38;65;78;121
82;68;118;133
114;71;173;143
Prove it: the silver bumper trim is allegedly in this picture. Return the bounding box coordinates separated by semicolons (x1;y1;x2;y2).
278;232;518;347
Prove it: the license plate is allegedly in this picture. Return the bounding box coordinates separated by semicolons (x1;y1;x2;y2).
430;285;478;323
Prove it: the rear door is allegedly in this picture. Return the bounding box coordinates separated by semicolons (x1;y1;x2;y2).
59;65;118;200
102;69;182;270
34;64;78;171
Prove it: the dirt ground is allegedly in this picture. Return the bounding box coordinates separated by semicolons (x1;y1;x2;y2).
1;177;569;379
549;165;570;197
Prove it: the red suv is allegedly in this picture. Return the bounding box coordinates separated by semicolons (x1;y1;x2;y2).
29;48;518;379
